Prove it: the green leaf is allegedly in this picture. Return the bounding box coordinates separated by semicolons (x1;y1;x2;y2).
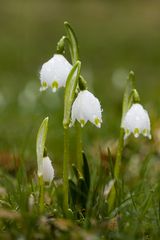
64;21;79;64
78;177;88;208
140;190;153;217
63;61;81;129
82;152;90;190
121;71;135;126
36;117;49;176
72;164;81;181
69;179;77;206
140;154;151;179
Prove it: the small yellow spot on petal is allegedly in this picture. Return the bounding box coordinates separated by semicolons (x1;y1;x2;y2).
94;117;101;128
42;81;47;88
80;119;85;127
142;129;147;137
40;81;48;91
51;81;58;92
125;129;130;135
134;128;139;138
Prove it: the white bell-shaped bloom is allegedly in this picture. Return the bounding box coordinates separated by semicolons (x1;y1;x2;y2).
122;103;151;139
42;156;54;183
40;54;72;92
71;90;102;128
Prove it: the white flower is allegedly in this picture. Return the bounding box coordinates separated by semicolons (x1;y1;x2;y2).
42;156;54;183
40;54;72;92
71;90;102;128
122;103;151;139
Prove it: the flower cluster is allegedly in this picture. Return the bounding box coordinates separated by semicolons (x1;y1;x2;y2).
40;55;102;128
37;23;152;216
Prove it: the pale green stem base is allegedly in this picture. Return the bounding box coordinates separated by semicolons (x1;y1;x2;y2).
75;122;83;173
38;175;44;213
63;128;69;215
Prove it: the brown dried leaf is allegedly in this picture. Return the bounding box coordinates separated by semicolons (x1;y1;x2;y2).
0;208;20;220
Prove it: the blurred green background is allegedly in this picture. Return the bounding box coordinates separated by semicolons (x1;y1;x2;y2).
1;0;160;173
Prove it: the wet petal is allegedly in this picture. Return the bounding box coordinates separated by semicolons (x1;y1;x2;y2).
71;90;102;128
122;103;151;139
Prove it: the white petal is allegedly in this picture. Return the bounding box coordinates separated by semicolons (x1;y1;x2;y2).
40;54;72;91
71;90;102;128
122;103;151;139
42;156;54;183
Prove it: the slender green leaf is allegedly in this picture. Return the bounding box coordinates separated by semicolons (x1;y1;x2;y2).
121;70;135;126
78;177;88;208
63;61;81;129
72;164;81;181
64;21;79;64
69;179;77;206
82;152;90;190
36;117;49;176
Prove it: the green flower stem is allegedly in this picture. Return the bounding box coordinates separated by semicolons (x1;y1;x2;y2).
108;71;135;212
115;71;137;180
114;71;135;180
63;128;69;214
108;128;124;212
114;128;125;179
64;22;84;172
75;121;83;173
79;76;87;91
38;175;44;213
63;61;81;216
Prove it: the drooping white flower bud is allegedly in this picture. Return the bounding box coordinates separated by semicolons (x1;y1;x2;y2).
71;90;102;128
40;54;72;92
42;156;54;183
122;103;151;139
